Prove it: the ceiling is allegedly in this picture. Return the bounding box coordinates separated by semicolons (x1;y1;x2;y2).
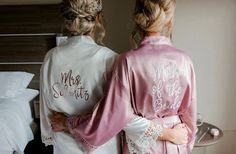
0;0;62;5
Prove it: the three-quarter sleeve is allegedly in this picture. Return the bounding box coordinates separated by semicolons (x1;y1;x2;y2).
40;51;55;146
66;55;136;152
123;116;163;153
66;54;168;153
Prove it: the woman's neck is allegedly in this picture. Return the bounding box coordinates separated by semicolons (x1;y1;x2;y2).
146;31;160;37
146;32;171;39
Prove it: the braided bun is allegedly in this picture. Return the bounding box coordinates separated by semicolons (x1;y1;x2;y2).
131;0;176;47
61;0;105;44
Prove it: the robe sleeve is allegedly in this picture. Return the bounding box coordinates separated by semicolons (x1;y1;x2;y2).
123;116;163;153
66;54;164;152
179;59;197;152
40;51;55;146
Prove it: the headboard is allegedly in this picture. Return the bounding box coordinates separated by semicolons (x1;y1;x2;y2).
0;4;63;90
0;33;58;90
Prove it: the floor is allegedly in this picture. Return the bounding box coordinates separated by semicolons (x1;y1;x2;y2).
24;120;53;154
24;137;53;154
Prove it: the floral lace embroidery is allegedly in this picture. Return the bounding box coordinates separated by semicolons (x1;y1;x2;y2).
41;135;54;146
127;122;163;154
67;116;98;151
127;137;142;154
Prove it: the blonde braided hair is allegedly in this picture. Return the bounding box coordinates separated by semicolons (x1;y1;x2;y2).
131;0;176;47
61;0;105;44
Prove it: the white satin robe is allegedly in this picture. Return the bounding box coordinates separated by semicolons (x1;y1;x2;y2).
66;36;197;154
40;35;162;154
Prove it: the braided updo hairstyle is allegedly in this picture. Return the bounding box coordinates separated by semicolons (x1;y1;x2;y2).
131;0;176;47
61;0;105;44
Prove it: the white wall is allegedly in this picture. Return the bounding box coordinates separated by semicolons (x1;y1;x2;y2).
103;0;236;153
173;0;236;153
174;0;236;130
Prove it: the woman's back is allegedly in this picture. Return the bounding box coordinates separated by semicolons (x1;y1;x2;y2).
47;36;117;114
116;36;196;153
124;36;194;118
40;35;120;154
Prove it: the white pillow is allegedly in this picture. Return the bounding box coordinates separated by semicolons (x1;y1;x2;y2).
13;88;39;102
0;72;34;98
12;88;39;124
0;88;39;124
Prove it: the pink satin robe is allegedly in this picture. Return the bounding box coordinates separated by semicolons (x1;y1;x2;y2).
67;36;197;154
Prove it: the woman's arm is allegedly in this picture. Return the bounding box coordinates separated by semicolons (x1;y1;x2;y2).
159;123;188;144
179;60;197;152
49;54;188;153
50;112;188;149
50;113;188;144
122;116;188;152
40;51;56;146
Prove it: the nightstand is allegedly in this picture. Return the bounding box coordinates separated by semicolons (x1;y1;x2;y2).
194;122;223;147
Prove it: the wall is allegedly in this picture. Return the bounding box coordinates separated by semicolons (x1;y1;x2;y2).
173;0;236;153
103;0;134;52
0;1;235;153
103;0;236;153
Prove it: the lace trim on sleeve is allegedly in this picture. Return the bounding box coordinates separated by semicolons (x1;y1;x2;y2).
67;116;98;152
41;135;54;146
126;122;163;153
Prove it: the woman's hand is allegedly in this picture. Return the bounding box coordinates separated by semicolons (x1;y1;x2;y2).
159;123;188;145
49;111;68;132
170;123;188;144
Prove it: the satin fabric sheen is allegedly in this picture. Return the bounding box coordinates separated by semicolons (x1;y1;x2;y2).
68;36;197;154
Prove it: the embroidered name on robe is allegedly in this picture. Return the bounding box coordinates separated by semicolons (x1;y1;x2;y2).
52;69;90;101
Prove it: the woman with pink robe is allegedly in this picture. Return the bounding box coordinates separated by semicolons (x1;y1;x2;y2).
50;0;197;153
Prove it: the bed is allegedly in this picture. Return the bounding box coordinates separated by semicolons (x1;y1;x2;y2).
0;31;58;153
0;72;39;154
0;4;63;153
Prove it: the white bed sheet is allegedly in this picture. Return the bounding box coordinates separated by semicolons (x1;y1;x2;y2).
0;99;35;154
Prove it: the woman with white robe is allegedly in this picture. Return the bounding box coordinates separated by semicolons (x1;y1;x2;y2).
41;0;189;154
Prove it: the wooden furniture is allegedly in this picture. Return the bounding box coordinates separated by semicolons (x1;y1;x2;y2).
0;5;62;154
0;4;63;90
194;122;223;147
